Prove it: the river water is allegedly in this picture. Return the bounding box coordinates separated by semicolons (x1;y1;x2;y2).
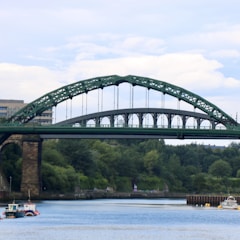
1;198;240;240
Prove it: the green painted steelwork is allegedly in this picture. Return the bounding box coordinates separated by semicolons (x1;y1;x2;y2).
0;125;240;140
8;75;238;128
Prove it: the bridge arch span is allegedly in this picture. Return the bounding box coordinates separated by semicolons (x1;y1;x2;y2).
56;108;220;130
8;75;238;128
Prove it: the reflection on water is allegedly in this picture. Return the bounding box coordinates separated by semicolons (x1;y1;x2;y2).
1;198;240;240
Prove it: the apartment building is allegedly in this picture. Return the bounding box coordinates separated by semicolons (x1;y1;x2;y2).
0;99;52;125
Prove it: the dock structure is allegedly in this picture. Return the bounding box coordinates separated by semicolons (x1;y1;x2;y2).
186;195;240;206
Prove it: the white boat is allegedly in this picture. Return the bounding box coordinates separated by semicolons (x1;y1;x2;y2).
24;201;40;216
23;189;40;216
218;196;240;210
3;202;25;218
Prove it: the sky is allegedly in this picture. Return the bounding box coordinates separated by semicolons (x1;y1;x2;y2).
1;0;240;146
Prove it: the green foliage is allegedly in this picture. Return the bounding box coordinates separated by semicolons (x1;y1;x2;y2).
116;147;142;178
0;143;22;191
143;150;158;174
56;139;96;176
192;173;208;193
114;177;132;192
42;140;67;167
92;176;108;189
137;175;163;191
236;169;240;178
42;162;77;192
3;138;240;194
208;159;232;178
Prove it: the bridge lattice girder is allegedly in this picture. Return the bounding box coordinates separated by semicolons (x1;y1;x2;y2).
56;108;218;129
8;75;238;128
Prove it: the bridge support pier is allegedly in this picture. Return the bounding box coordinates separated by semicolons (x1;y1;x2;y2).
21;135;42;197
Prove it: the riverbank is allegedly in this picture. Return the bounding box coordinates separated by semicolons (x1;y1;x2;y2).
43;190;186;200
2;190;236;206
0;190;185;201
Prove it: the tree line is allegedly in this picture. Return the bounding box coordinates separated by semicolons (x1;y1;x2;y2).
1;139;240;194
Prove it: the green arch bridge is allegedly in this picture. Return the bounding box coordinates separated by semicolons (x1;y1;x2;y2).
1;75;240;197
0;74;240;141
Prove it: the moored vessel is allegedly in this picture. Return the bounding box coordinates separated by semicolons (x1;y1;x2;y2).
218;195;240;210
3;202;25;218
23;189;40;216
24;201;40;216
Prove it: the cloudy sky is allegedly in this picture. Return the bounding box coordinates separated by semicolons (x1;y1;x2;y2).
1;0;240;145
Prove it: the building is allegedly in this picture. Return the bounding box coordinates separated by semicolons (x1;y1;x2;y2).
0;99;52;125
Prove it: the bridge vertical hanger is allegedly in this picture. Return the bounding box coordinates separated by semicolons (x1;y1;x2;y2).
129;84;132;109
116;85;119;125
101;88;103;112
177;99;180;128
65;99;68;120
131;85;134;109
54;106;57;124
132;85;134;126
70;99;72;119
145;88;150;126
85;92;88;115
129;84;134;126
193;107;197;128
97;88;103;112
113;86;116;124
113;86;116;110
161;92;165;127
117;85;119;110
98;88;100;112
81;93;84;116
145;88;149;108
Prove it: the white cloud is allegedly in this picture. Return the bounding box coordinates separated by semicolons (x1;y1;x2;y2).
223;77;240;88
66;53;231;91
0;63;62;102
1;52;238;106
1;1;240;146
171;24;240;52
210;49;240;59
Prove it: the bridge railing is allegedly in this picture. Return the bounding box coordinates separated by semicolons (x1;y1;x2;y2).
72;123;220;129
0;122;226;130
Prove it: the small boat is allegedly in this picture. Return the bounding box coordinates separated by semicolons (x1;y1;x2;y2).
24;201;40;216
218;196;240;210
23;189;40;216
3;202;25;218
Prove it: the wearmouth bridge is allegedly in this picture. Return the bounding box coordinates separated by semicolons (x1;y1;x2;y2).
1;75;240;197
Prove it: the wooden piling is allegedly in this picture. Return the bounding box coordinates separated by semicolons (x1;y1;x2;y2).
186;195;240;206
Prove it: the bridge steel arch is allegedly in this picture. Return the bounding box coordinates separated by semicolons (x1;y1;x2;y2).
8;75;238;128
56;108;218;129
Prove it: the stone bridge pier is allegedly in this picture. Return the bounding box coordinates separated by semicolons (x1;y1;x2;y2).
21;135;42;197
1;134;42;197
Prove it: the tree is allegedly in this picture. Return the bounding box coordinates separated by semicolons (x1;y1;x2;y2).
42;140;67;167
57;139;96;176
0;143;22;191
208;159;232;178
42;162;78;192
192;173;207;193
143;150;159;175
236;169;240;178
116;147;142;177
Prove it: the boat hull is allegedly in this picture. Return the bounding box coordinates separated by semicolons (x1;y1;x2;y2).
24;202;40;216
218;196;240;210
25;210;40;216
5;211;25;218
